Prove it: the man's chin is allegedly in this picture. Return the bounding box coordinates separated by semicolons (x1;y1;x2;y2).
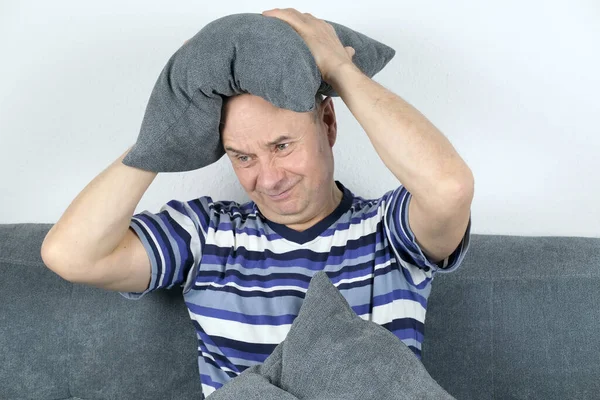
269;203;303;219
257;199;305;222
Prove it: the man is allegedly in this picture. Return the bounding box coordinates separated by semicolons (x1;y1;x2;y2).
41;8;474;398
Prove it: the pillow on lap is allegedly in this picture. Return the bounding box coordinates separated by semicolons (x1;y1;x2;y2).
122;13;395;172
207;271;455;400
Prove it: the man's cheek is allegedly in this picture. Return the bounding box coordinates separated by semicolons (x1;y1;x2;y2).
235;169;257;191
286;151;311;172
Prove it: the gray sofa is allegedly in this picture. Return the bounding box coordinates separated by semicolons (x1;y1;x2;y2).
1;223;599;400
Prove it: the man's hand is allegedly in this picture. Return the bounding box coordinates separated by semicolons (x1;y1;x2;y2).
261;8;355;82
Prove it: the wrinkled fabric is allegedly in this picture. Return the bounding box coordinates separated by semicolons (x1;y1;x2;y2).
207;271;455;400
122;12;395;172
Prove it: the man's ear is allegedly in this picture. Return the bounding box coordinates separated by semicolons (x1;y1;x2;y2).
321;97;337;147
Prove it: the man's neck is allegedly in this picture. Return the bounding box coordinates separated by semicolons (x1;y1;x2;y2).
284;183;344;232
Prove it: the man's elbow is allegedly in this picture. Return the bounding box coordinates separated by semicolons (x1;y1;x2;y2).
40;240;87;283
446;171;475;205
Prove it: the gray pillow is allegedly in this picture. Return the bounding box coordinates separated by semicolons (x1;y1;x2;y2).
122;13;395;173
206;271;455;400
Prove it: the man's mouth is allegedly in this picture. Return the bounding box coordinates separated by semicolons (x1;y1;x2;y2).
266;185;295;201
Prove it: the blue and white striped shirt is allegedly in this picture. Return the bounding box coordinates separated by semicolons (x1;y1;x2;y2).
121;181;472;398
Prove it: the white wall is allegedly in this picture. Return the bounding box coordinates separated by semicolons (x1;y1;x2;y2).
1;0;598;237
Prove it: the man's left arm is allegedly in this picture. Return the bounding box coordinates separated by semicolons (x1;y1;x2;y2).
262;8;474;264
326;62;474;263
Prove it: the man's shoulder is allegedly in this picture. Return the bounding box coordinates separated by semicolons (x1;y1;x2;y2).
199;196;256;216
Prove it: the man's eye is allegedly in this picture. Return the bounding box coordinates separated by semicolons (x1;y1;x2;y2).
276;143;289;151
237;155;249;162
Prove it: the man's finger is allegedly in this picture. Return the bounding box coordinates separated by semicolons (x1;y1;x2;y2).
279;8;303;16
264;8;309;24
262;8;305;31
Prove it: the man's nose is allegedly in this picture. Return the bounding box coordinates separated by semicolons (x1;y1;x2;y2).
257;158;285;191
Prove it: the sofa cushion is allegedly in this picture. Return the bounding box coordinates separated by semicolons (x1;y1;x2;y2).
0;224;204;400
208;271;454;399
422;234;600;399
0;224;71;400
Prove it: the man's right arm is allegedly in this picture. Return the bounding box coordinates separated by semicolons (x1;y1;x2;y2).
41;146;157;293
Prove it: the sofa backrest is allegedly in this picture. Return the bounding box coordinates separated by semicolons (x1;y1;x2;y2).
423;233;600;399
0;224;203;399
1;224;599;399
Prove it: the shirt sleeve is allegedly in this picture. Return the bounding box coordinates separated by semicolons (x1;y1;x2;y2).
119;196;212;300
382;185;472;275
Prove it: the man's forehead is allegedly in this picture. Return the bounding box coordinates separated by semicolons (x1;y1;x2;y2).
223;124;303;149
222;95;310;144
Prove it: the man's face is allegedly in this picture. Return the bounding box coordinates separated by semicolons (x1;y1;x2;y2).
221;93;337;226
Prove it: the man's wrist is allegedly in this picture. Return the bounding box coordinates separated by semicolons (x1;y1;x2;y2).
324;62;363;90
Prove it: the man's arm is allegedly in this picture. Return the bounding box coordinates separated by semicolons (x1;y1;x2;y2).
41;147;158;292
261;8;474;263
326;63;473;263
326;62;473;208
261;9;473;202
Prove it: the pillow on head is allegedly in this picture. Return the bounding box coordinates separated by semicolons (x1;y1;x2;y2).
121;13;395;173
206;271;455;400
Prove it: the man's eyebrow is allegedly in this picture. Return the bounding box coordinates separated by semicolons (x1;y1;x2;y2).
266;135;293;146
224;135;294;155
223;145;255;157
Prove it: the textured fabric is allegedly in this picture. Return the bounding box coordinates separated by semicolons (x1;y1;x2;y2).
0;224;71;400
0;224;203;400
422;234;600;399
206;271;455;399
2;224;600;399
121;13;395;172
120;181;472;397
68;283;202;399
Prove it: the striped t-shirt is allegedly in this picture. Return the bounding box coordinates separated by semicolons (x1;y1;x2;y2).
121;181;472;398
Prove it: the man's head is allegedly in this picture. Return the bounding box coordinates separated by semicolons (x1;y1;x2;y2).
220;92;340;229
